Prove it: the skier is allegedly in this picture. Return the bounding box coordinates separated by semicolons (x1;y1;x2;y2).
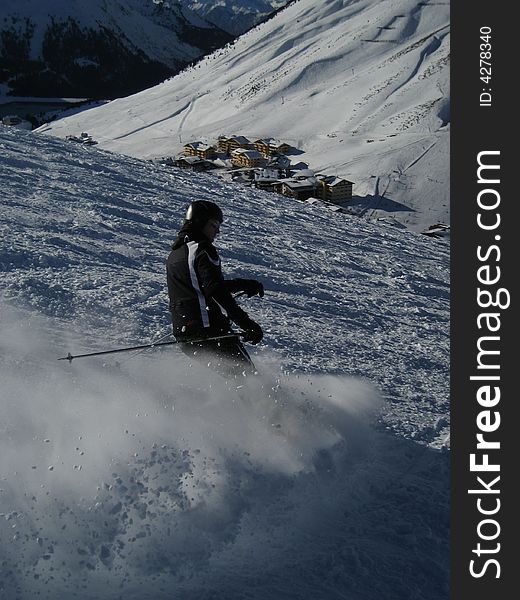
166;200;264;379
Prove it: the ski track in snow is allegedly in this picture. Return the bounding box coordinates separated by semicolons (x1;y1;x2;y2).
0;127;449;599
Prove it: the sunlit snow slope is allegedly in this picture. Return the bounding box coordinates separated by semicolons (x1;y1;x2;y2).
0;127;449;600
39;0;450;232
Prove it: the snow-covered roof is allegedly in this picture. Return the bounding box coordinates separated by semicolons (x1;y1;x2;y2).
212;158;232;168
281;178;317;190
231;148;263;159
184;141;213;151
254;137;287;147
291;168;314;178
320;176;354;186
177;155;207;164
289;162;309;170
222;135;251;144
268;154;290;166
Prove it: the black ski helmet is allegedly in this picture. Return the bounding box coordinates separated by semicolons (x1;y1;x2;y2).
185;200;223;227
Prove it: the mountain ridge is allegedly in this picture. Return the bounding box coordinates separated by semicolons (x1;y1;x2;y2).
0;0;233;98
39;0;450;232
178;0;291;35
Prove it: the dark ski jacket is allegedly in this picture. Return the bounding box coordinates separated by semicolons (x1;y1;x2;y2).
166;223;251;340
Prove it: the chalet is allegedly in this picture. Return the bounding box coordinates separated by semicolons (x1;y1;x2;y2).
292;168;316;180
254;138;292;157
254;138;272;157
1;115;32;130
231;168;256;185
174;156;217;172
267;153;291;171
66;132;97;145
270;140;292;155
274;177;319;200
318;176;354;203
420;223;450;239
254;178;279;192
2;114;21;126
272;168;320;200
231;148;266;168
279;180;318;200
217;135;252;155
183;142;217;159
288;161;310;174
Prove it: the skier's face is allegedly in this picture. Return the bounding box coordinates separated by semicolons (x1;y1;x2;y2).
202;218;221;242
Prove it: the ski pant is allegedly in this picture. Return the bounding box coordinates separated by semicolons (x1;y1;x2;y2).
178;335;257;380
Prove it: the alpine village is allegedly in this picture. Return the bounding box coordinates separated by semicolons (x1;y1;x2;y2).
160;134;354;214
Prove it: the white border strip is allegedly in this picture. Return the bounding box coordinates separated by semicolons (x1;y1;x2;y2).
187;241;210;327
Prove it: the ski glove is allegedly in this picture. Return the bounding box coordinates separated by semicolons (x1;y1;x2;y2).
240;318;263;345
238;279;264;298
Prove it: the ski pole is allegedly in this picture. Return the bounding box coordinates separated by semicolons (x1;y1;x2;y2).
58;332;245;364
111;329;176;366
58;292;256;363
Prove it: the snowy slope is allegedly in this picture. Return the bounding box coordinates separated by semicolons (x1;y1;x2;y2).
0;127;448;599
39;0;450;232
